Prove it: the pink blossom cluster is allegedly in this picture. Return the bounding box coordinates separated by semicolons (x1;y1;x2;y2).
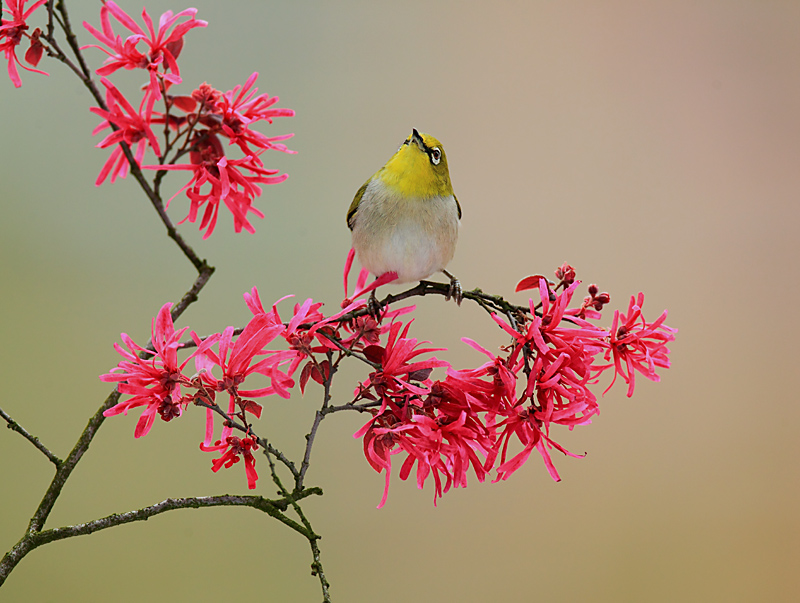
82;2;295;237
355;264;675;506
1;0;48;87
4;1;295;237
100;277;374;489
100;257;676;504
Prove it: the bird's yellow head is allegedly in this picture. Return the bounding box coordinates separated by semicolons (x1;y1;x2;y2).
378;129;453;198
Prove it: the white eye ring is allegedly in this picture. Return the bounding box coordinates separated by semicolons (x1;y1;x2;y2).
430;147;441;165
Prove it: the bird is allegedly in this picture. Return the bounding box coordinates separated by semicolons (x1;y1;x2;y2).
347;128;462;306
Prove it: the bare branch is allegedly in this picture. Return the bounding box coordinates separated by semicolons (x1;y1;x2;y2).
297;352;337;491
0;491;321;585
0;407;62;467
262;450;330;602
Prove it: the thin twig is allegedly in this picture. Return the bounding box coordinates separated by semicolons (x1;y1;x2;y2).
297;352;337;491
264;450;331;602
314;330;380;369
54;0;94;81
0;408;62;467
170;265;216;322
323;401;382;414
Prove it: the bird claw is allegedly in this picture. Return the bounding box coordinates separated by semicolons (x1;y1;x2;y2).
446;276;463;306
367;291;384;320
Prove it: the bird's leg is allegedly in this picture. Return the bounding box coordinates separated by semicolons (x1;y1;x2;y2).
368;289;383;320
442;269;463;306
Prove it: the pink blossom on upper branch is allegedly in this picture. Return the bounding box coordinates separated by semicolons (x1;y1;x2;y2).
91;77;162;185
82;2;206;116
1;0;49;88
144;132;288;238
143;76;294;238
213;71;296;158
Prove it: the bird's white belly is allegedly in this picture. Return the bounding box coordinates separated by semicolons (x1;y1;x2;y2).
352;192;459;284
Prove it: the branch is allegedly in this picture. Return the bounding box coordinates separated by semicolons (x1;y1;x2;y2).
297;352;337;491
38;492;321;543
40;1;211;275
324;401;382;414
0;491;322;585
314;330;380;369
8;267;216;561
0;407;62;467
263;450;330;602
54;0;94;82
379;280;531;318
25;389;119;536
170;265;216;323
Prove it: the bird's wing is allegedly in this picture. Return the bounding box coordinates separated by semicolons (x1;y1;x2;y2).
347;180;369;230
454;193;462;220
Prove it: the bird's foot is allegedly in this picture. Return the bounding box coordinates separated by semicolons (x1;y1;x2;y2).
367;290;384;320
443;269;463;306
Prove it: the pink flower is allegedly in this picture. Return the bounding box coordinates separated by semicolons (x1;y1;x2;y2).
90;77;162;185
341;247;399;307
354;320;476;507
214;72;296;159
101;303;209;437
82;2;206;117
268;294;371;393
143;132;288;238
359;321;449;416
356;382;493;508
397;410;492;504
599;293;676;397
450;337;518;414
491;406;583;482
192;313;286;398
193;313;291;450
142;76;294;238
1;0;48;88
204;435;259;489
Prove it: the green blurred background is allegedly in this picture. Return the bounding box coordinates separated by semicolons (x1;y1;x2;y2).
2;1;798;601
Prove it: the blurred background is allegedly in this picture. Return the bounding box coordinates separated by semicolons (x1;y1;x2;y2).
1;1;798;601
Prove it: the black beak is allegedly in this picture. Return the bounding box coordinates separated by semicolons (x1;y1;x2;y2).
410;128;424;150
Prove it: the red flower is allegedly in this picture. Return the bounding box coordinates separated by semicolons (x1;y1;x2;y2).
599;293;676;397
214;72;296;159
192;313;286;398
356;385;493;508
359;321;449;415
1;0;48;88
341;247;400;307
82;2;206;117
144;132;288;238
354;320;471;507
101;303;212;437
142;75;294;238
90;77;162;185
492;407;583;482
193;312;291;451
204;435;259;489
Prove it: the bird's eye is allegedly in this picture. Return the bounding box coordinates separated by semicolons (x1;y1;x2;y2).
430;147;441;165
